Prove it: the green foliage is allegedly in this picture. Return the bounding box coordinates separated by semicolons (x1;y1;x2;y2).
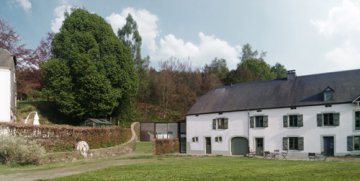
204;58;229;82
42;9;138;123
271;63;288;78
225;43;287;84
0;135;45;165
239;43;266;62
118;14;151;109
154;139;179;155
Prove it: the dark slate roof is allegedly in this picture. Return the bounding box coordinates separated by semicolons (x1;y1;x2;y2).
83;118;112;125
0;48;16;68
187;69;360;115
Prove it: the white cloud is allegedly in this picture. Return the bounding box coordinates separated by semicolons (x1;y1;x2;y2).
311;0;360;70
15;0;31;12
325;41;360;69
106;7;159;52
51;3;72;33
154;32;241;69
311;0;360;37
106;7;241;69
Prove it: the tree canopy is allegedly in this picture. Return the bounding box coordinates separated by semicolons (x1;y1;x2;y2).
204;58;229;82
41;9;138;123
225;43;287;84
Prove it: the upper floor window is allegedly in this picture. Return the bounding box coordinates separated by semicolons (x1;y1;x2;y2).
317;113;340;127
250;115;268;128
283;114;303;127
323;87;334;101
212;118;228;130
355;111;360;130
192;137;199;142
283;137;304;151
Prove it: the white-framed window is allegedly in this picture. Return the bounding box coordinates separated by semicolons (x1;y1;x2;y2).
283;137;304;151
250;115;268;128
317;112;340;127
355;111;360;130
192;137;199;142
283;114;303;127
212;118;228;130
347;135;360;151
215;136;222;143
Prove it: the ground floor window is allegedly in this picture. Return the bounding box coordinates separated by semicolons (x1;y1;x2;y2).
355;136;360;150
283;137;304;150
215;136;222;143
347;135;360;151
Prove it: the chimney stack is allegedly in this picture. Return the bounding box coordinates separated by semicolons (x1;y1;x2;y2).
287;70;296;80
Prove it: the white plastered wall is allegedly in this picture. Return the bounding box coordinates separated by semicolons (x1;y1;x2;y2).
186;103;360;156
0;69;11;122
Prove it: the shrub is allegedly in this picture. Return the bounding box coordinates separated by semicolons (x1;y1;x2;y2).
154;139;179;155
0;135;46;165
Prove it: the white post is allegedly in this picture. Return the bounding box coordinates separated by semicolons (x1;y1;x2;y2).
33;112;40;126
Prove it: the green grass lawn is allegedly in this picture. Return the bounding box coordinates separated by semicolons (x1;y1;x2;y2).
50;155;360;181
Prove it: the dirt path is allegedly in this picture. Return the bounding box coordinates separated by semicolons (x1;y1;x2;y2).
0;156;153;181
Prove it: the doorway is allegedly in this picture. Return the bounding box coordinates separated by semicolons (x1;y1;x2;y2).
255;138;264;156
323;136;334;156
205;137;211;154
231;137;249;155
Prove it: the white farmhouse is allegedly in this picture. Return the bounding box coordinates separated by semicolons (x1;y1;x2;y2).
0;49;16;122
186;69;360;158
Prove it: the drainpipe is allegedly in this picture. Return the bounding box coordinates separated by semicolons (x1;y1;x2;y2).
247;110;250;153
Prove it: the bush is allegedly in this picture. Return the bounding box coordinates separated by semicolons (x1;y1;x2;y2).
154;139;179;155
0;135;46;165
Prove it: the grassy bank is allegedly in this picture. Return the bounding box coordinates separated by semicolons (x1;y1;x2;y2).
50;155;360;180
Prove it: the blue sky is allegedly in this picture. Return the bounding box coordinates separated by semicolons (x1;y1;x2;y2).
1;0;360;75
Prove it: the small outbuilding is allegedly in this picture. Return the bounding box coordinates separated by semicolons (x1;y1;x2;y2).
82;118;112;127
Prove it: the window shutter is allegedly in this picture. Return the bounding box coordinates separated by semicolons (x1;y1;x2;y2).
263;116;268;127
298;137;304;150
334;113;340;126
347;136;354;151
250;117;254;128
283;115;288;127
224;118;228;129
297;115;303;127
212;119;216;129
283;137;288;150
317;114;323;127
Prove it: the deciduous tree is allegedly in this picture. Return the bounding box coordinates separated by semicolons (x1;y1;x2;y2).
42;9;138;123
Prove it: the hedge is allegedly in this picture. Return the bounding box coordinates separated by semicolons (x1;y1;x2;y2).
154;139;179;155
0;123;131;152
